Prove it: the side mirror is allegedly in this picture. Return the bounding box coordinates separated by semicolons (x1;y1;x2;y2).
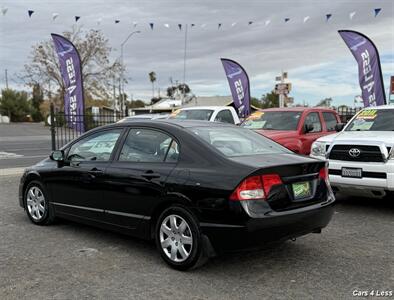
335;123;345;132
304;124;314;133
50;150;64;162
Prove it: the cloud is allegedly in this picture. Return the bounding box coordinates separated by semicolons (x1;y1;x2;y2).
0;0;393;106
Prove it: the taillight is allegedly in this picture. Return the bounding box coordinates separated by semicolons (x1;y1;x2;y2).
230;174;283;201
319;167;328;181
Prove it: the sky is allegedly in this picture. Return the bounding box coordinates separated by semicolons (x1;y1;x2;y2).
0;0;393;106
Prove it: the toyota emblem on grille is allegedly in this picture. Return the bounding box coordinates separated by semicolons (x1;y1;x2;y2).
349;148;361;158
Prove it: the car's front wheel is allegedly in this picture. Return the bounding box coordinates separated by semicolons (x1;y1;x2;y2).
24;181;55;225
155;206;203;270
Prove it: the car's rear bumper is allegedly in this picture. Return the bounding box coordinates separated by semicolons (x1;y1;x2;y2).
200;202;335;252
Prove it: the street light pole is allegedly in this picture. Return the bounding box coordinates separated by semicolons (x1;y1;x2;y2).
120;30;140;115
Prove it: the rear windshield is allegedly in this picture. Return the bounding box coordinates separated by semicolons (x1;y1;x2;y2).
241;111;302;130
189;126;290;157
169;109;214;121
345;109;394;131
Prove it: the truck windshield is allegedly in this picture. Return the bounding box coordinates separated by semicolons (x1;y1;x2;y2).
169;109;214;121
345;109;394;131
241;111;302;130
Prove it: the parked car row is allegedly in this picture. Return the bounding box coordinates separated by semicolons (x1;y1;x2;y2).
18;104;393;270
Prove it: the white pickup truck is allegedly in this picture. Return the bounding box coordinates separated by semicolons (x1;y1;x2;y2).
168;106;241;125
311;105;394;198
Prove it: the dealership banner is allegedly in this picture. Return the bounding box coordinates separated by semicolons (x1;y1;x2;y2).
51;33;85;132
221;58;251;118
338;30;386;107
390;76;394;95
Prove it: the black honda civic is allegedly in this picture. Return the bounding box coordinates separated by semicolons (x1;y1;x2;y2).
19;120;335;270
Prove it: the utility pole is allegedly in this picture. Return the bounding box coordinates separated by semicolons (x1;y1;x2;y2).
182;24;188;104
113;76;116;122
5;69;8;89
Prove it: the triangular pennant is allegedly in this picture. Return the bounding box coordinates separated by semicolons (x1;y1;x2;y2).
133;21;138;27
248;21;253;25
28;10;34;17
201;24;206;28
52;13;59;21
284;18;290;23
303;16;310;23
149;23;154;30
374;8;381;17
164;23;170;28
75;16;80;22
231;22;237;27
1;7;8;16
265;20;271;26
97;18;102;25
326;14;332;22
349;11;356;20
191;24;195;27
178;24;182;31
115;20;120;24
218;23;222;29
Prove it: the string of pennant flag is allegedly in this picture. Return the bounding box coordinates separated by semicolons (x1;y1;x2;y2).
0;7;383;29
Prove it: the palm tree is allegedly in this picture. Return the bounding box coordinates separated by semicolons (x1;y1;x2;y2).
148;71;157;100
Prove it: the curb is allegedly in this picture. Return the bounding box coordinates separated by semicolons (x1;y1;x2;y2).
0;167;25;177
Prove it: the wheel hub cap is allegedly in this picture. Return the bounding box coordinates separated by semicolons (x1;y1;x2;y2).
159;214;193;262
26;186;45;221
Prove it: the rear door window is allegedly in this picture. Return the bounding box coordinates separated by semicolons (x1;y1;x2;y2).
214;110;235;124
322;112;338;131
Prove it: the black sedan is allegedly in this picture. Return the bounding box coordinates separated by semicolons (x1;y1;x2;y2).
19;120;335;270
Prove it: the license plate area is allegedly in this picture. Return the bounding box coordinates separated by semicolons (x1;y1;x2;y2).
341;167;362;178
292;181;312;200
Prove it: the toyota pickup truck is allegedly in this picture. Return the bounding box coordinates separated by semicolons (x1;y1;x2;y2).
310;105;394;198
241;107;341;155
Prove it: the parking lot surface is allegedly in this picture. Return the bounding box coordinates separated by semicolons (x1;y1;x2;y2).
0;175;393;300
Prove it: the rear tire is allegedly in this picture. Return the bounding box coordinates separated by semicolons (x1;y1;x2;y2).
24;181;55;225
155;206;204;270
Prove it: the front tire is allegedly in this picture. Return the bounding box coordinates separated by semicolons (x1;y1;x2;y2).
155;206;203;270
24;181;55;225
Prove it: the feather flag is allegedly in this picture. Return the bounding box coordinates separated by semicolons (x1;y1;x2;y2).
303;16;310;23
1;7;8;16
75;16;80;22
284;18;290;23
28;10;34;17
374;8;381;17
52;13;59;21
264;20;271;26
178;24;182;30
149;23;154;30
349;11;356;20
326;14;332;22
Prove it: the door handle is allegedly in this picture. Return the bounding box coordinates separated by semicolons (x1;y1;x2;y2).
88;168;104;178
141;171;160;180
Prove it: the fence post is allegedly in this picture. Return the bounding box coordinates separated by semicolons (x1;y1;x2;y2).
50;103;56;151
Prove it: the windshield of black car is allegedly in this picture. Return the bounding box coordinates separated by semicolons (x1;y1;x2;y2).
189;126;291;157
241;111;302;130
169;109;214;121
345;109;394;131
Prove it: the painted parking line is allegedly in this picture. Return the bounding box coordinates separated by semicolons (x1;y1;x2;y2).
0;154;47;160
0;167;25;176
0;152;23;159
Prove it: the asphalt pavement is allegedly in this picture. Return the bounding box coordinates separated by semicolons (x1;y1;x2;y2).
0;174;393;300
0;123;51;169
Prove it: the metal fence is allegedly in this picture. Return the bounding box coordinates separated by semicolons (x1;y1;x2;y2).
335;106;362;123
50;104;125;150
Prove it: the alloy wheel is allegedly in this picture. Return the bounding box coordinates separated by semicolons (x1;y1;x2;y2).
159;214;193;262
26;186;46;221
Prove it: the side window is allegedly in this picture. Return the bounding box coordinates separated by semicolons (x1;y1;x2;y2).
67;129;122;162
119;129;179;163
304;112;322;132
322;112;338;131
214;110;235;124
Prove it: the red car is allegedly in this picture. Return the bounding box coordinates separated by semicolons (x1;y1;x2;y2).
241;107;341;155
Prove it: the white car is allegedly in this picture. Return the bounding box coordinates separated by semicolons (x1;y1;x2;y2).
311;105;394;198
168;106;241;125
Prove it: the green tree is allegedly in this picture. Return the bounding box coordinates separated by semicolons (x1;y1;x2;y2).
0;89;31;122
166;83;191;99
148;71;157;99
30;83;44;122
260;92;280;108
250;97;263;108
